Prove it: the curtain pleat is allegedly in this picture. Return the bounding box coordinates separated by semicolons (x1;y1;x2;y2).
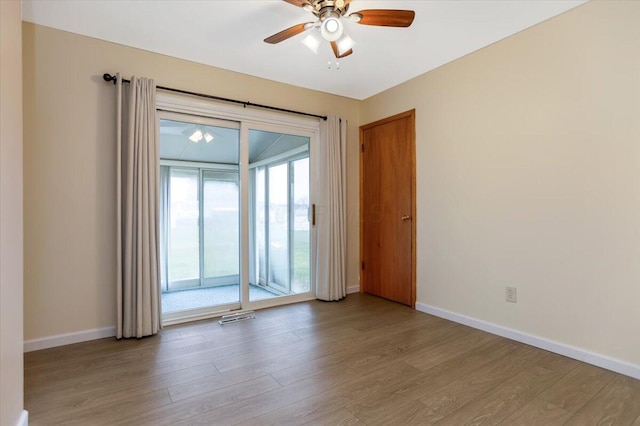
117;76;162;338
316;114;347;301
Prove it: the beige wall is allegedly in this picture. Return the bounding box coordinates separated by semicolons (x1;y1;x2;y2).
22;23;360;340
1;1;25;425
361;0;640;367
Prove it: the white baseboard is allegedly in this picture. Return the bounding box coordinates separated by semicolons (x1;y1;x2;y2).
24;326;116;352
416;302;640;380
347;285;360;294
17;410;28;426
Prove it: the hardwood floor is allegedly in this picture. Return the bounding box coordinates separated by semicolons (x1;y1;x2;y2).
25;293;640;425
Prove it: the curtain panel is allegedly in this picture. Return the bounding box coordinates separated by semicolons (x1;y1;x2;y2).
316;114;347;301
116;75;162;338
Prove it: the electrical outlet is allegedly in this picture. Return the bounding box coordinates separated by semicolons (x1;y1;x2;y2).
506;286;517;303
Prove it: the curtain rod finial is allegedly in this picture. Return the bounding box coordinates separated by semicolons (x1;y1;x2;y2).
103;73;117;85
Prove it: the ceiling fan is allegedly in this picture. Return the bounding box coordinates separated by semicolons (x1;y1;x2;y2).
264;0;415;59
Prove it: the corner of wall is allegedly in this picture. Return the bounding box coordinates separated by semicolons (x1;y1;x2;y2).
0;1;25;425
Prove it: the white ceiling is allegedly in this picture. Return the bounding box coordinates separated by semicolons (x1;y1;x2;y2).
22;0;586;100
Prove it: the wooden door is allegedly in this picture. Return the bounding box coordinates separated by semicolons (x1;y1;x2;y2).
360;110;416;307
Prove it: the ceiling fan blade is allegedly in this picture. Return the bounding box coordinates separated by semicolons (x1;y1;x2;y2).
282;0;311;7
264;22;312;44
352;9;415;27
330;41;353;59
338;48;353;58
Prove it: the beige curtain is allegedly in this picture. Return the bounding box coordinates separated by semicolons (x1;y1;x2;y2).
116;74;162;338
316;114;347;301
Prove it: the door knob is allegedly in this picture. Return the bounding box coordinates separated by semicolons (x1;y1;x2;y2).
401;215;411;222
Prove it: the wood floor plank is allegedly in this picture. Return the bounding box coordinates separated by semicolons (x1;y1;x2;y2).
235;361;422;426
235;397;351;426
167;325;394;403
500;362;614;425
212;325;364;373
169;367;354;425
26;361;219;417
26;347;220;402
618;374;640;391
418;345;551;421
536;363;614;412
270;317;460;387
533;351;581;375
167;367;262;402
301;408;366;426
434;365;563;425
24;329;188;371
345;338;521;424
33;388;172;426
564;375;640;426
24;293;640;425
25;332;208;384
402;327;495;371
119;375;282;426
500;398;574;425
180;330;302;365
361;399;437;426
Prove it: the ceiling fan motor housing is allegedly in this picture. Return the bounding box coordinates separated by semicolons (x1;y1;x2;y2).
310;0;350;18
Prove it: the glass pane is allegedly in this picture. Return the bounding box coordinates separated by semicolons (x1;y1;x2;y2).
160;116;242;314
248;128;311;301
292;158;310;293
159;119;240;164
255;167;266;284
268;163;289;291
168;168;199;283
203;171;239;284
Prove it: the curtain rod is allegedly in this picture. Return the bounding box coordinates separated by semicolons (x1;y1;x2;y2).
102;73;327;121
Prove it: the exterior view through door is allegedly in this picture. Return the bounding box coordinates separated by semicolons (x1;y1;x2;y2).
158;111;314;322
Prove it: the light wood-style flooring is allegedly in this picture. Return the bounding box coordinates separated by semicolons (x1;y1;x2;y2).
25;293;640;425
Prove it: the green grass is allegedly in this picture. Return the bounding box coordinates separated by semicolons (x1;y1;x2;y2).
292;229;310;293
168;220;310;294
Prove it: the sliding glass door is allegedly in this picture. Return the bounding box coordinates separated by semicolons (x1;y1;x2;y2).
249;129;311;301
157;106;317;323
159;114;241;316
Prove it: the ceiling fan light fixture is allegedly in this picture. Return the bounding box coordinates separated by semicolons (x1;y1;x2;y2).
320;15;343;41
301;32;321;54
189;129;203;143
336;34;355;56
348;13;362;23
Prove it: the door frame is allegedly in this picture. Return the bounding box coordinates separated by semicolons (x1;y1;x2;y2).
156;92;319;325
359;109;417;308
